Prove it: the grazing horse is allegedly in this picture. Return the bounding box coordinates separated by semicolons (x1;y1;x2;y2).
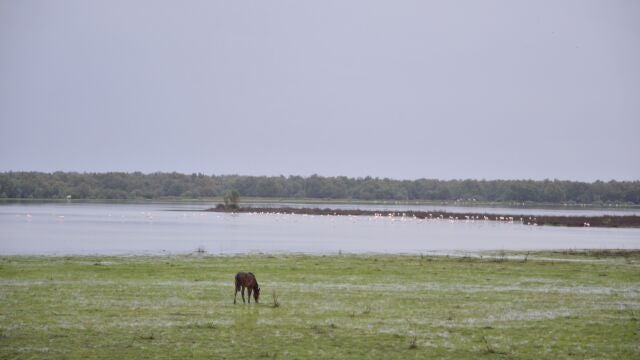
234;272;260;304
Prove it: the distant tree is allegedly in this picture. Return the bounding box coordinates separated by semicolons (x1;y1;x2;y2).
223;190;240;209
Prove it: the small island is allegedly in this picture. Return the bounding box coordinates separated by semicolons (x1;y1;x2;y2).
206;205;640;228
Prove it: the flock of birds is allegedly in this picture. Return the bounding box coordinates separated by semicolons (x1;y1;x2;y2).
14;210;592;228
16;213;65;221
237;211;599;228
241;210;546;226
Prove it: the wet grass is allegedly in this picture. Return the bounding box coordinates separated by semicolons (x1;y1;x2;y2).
1;252;639;359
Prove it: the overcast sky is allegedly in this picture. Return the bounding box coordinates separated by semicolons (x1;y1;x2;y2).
1;1;638;181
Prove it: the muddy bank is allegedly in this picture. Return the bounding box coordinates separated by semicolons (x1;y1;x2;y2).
205;205;640;228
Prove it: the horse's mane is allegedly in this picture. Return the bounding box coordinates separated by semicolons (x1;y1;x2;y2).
248;272;258;288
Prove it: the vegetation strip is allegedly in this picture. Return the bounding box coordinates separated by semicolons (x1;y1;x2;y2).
2;171;639;204
205;205;640;228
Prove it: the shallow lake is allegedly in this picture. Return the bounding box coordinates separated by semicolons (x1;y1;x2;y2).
1;202;639;255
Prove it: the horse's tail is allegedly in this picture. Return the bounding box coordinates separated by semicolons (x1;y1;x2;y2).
234;273;241;290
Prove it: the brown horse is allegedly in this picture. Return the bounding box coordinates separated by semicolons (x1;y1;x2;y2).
234;272;260;304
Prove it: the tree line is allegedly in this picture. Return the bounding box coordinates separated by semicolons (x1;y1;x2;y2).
0;172;639;204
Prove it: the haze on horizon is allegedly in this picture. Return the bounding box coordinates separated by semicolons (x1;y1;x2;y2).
1;1;639;182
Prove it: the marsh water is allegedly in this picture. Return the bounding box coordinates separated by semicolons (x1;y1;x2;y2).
1;202;639;255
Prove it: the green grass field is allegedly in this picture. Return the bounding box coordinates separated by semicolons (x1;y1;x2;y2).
1;252;639;359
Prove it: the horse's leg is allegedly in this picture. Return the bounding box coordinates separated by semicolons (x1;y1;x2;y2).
241;286;246;303
234;285;238;304
247;288;252;304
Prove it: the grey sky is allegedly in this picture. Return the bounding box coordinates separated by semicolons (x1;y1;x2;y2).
1;1;639;181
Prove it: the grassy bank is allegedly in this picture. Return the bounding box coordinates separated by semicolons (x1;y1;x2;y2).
207;205;640;228
1;252;639;359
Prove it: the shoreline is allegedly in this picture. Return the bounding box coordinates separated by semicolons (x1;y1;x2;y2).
2;197;640;210
2;249;639;259
205;205;640;228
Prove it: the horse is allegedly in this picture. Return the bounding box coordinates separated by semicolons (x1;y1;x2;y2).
234;272;260;304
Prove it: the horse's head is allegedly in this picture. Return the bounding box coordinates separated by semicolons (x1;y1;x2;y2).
254;287;261;303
